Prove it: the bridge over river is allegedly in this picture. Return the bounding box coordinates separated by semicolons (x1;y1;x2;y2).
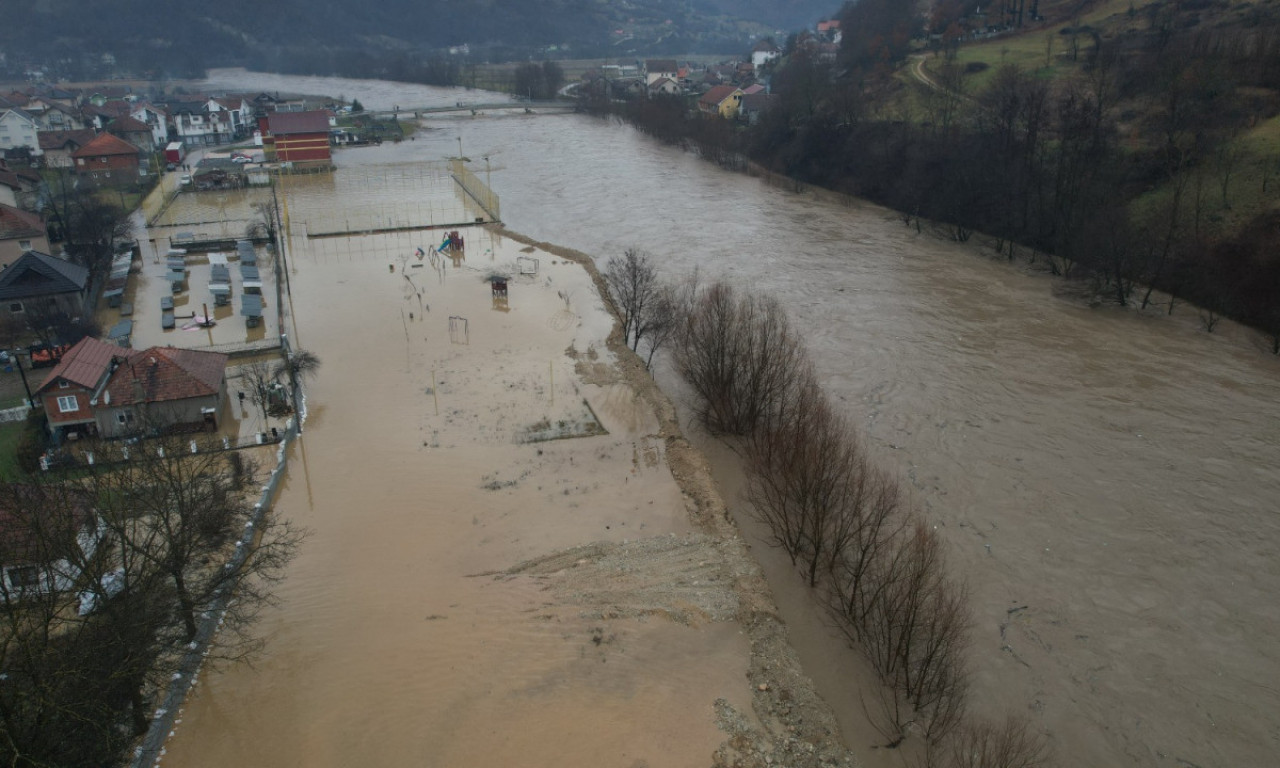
366;100;576;119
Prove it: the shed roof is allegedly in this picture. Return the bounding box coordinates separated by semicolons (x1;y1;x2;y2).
37;129;96;151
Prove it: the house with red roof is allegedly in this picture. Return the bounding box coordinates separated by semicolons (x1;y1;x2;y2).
263;110;332;163
35;337;229;439
0;203;49;269
71;131;141;186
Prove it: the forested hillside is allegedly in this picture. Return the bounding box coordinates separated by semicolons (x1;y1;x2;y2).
0;0;835;78
596;0;1280;345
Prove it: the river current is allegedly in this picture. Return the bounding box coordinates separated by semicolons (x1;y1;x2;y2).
170;69;1280;767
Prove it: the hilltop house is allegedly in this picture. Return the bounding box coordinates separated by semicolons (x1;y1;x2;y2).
751;40;782;69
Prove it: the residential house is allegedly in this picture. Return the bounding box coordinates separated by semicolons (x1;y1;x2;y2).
34;336;119;439
0;108;40;156
38;128;97;168
34;337;230;439
207;96;250;138
263;110;332;163
71;131;142;186
751;40;782;69
94;346;229;438
647;77;682;97
130;103;169;148
0;486;102;599
644;59;679;86
697;85;744;119
107;115;155;153
166;100;237;146
817;19;843;44
0;162;41;211
0;204;50;269
0;250;90;323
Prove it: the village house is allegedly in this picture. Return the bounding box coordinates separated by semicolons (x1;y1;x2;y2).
34;336;229;440
106;115;156;153
0;203;50;269
0;250;90;322
647;77;682;97
0;486;102;599
207;96;251;138
0;162;42;211
0;108;40;157
263;110;332;163
739;92;778;126
644;59;679;87
37;128;97;168
71;131;142;186
751;40;782;69
697;85;744;119
130;103;169;148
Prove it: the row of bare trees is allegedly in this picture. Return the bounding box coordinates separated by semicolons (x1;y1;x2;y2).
660;276;1048;766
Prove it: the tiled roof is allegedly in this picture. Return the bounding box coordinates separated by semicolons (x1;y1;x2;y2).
102;347;227;406
699;85;740;107
108;115;150;133
0;203;44;240
36;336;120;393
645;59;678;72
267;110;330;135
38;129;96;151
0;250;89;300
71;131;139;159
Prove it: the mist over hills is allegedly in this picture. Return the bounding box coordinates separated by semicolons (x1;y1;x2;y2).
1;0;838;77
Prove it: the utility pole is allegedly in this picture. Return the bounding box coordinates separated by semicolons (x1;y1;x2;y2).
11;351;32;407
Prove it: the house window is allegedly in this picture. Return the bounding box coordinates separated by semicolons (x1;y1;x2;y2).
58;380;70;389
6;566;41;589
8;302;22;313
18;240;31;250
56;395;78;413
116;412;135;425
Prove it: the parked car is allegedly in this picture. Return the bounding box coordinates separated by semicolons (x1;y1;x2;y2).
231;155;251;164
179;174;192;185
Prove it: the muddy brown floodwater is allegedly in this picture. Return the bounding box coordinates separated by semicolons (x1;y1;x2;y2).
181;70;1280;768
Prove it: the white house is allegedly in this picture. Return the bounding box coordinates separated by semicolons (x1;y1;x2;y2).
0;108;41;156
751;40;782;69
131;103;170;147
0;489;102;599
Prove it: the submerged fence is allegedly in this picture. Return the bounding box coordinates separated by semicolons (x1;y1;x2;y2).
450;158;501;222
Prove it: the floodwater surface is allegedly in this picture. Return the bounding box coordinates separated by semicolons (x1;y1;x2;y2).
176;70;1280;768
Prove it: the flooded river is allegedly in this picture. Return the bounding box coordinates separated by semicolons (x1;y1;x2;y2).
169;70;1280;767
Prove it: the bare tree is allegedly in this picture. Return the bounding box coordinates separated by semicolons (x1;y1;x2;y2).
603;248;662;354
673;282;806;436
938;714;1052;768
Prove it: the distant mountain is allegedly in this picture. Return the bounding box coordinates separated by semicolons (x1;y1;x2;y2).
0;0;838;78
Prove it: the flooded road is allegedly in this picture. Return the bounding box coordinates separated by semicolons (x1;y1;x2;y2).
182;70;1280;767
